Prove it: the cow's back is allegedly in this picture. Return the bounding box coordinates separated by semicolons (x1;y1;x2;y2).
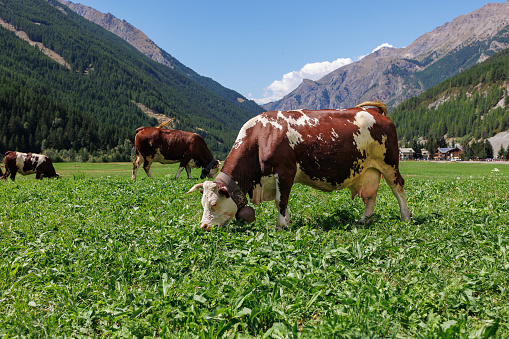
226;107;400;190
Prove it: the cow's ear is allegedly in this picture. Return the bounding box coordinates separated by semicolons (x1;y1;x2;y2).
218;186;230;198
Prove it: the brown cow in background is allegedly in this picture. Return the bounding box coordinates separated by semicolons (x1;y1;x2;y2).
132;127;220;181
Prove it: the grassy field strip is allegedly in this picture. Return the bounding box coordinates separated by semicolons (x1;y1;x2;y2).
0;162;508;337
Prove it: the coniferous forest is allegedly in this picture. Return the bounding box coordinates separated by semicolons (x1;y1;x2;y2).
0;0;260;161
391;47;509;148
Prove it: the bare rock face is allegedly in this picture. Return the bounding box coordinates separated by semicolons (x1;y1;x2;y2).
264;2;509;112
58;0;174;69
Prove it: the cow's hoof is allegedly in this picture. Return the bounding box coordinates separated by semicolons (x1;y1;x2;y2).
357;216;373;225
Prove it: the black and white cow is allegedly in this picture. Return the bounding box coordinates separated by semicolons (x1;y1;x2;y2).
2;151;60;181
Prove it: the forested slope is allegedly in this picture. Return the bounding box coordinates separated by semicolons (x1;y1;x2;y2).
0;0;256;159
391;47;509;145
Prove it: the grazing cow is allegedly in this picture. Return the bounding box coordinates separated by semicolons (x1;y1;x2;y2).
132;127;220;181
1;151;60;181
188;102;411;231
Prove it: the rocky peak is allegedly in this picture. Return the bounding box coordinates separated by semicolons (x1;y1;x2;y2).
57;0;174;69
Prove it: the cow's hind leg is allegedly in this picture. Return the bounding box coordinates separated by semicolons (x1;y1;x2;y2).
142;157;154;178
176;157;192;180
132;154;143;181
358;191;378;224
4;164;16;181
383;168;411;221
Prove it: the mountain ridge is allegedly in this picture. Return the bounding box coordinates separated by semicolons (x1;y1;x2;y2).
264;2;509;112
57;0;264;116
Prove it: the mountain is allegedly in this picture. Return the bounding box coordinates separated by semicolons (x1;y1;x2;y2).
264;2;509;112
0;0;258;159
389;46;509;152
57;0;264;116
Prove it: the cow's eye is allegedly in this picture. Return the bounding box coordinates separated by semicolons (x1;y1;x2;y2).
211;202;217;208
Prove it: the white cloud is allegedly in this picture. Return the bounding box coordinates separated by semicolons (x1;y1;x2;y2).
252;43;395;105
252;57;352;104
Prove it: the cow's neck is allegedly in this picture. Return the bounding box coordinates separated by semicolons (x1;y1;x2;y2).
219;147;261;197
194;151;214;168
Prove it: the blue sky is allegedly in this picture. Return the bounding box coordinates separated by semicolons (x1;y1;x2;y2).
71;0;506;104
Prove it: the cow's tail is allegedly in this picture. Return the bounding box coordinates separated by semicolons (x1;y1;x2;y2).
355;101;387;116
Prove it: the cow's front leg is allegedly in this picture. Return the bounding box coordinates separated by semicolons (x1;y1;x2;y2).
275;172;293;230
175;166;185;179
176;158;192;180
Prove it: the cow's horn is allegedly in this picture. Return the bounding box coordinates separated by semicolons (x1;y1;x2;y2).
187;182;204;194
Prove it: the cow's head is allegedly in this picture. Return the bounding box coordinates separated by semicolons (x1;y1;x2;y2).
187;181;237;230
200;160;221;179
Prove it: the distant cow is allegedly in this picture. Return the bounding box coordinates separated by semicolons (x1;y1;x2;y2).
132;127;220;181
188;102;411;230
1;151;60;181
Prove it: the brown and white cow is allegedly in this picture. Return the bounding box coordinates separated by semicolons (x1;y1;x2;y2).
132;127;220;181
188;102;411;230
1;151;60;181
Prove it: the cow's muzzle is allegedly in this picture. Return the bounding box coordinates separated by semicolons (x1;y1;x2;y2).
200;223;212;231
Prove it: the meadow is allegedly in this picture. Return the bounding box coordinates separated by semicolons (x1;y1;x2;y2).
0;161;508;338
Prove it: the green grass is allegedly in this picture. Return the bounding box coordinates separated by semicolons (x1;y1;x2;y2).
1;162;508;337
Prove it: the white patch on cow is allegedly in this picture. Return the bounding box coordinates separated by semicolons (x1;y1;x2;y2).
331;129;339;139
153;148;179;164
277;110;318;127
15;153;46;175
352;111;377;153
233;115;283;149
286;126;303;148
276;110;319;149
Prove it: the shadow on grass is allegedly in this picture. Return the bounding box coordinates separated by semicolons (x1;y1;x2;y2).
222;209;422;234
291;209;362;232
411;212;443;225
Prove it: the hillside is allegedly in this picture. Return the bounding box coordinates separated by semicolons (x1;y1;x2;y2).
264;2;509;112
57;0;264;117
390;46;509;150
0;0;257;159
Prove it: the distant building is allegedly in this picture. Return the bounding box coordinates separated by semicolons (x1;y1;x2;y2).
399;148;415;160
435;147;463;160
421;149;430;160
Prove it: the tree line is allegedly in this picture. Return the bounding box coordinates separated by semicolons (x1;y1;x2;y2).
391;45;509;155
